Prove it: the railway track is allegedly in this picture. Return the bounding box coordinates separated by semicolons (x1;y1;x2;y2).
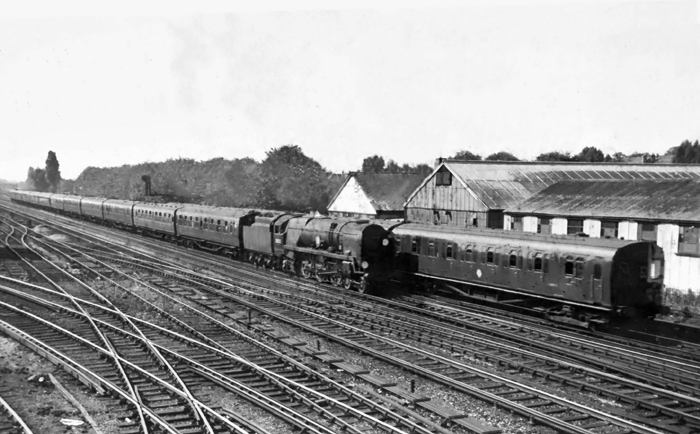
13;238;677;434
3;202;700;433
0;392;33;434
0;217;483;434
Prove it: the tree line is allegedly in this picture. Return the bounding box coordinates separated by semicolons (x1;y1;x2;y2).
22;139;700;213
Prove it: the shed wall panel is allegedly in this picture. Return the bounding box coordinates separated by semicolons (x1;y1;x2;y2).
618;221;639;240
523;216;538;233
552;218;567;235
584;220;601;238
655;224;700;292
503;214;512;231
408;175;488;213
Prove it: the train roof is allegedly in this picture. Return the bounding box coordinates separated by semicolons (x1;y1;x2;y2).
103;199;138;206
177;204;253;218
133;202;182;210
393;223;648;250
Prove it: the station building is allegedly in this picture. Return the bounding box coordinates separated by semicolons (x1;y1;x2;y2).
404;160;700;292
327;172;425;220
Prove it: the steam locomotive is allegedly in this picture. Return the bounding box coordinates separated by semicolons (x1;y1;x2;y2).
9;191;394;292
9;190;667;324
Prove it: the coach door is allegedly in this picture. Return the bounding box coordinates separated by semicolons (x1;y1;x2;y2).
591;261;603;304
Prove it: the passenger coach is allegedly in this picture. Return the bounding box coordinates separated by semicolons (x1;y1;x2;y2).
392;223;666;324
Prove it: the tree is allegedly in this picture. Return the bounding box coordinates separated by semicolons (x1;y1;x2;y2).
384;160;401;174
576;146;605;162
222;158;261;207
413;164;433;175
536;151;574;162
26;167;50;192
673;140;700;163
609;152;627;162
258;145;332;212
45;150;62;192
485;151;520;161
452;150;482;161
362;155;385;173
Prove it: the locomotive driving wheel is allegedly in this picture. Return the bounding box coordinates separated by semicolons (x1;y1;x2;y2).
330;272;343;287
342;277;354;290
301;261;313;279
356;275;368;294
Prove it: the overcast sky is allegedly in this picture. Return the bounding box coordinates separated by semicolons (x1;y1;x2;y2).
1;0;699;181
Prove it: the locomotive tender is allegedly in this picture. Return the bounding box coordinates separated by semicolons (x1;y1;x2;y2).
9;190;667;323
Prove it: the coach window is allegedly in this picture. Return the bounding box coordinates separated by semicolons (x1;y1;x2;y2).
446;244;453;260
411;239;418;253
486;248;495;264
575;258;585;279
509;250;518;268
534;253;543;272
465;245;473;262
565;256;575;276
593;263;602;280
428;242;435;257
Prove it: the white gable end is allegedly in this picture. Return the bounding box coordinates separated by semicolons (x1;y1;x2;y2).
327;177;377;215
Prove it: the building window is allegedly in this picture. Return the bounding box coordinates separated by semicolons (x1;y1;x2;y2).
567;219;584;235
638;223;657;241
601;221;618;238
678;226;700;256
510;216;523;231
537;217;551;234
435;170;452;186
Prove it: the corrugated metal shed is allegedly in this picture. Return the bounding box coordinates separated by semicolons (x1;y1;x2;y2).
441;161;700;210
511;179;700;222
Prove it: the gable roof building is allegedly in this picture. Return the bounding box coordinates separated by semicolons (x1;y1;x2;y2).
327;173;425;219
404;160;700;228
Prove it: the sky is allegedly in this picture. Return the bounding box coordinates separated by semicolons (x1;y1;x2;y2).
1;0;700;181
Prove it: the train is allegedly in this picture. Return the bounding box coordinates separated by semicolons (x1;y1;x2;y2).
8;190;667;325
